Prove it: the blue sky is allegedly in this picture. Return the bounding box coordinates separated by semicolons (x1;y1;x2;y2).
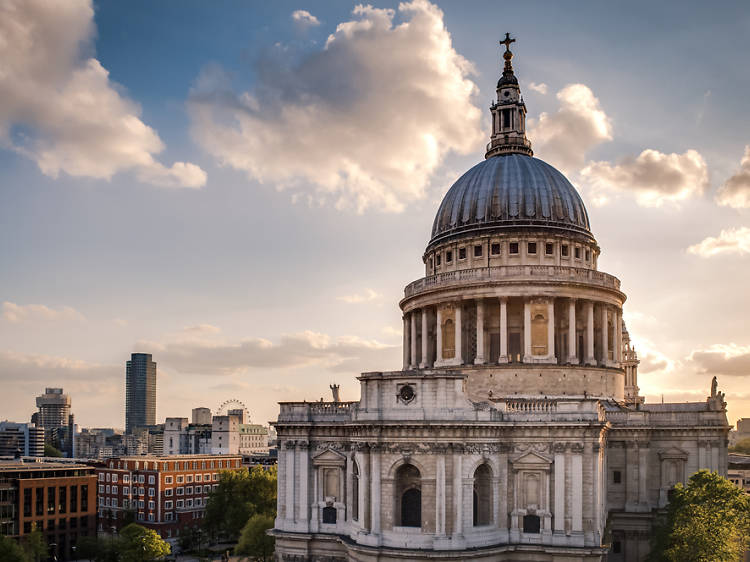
2;0;750;428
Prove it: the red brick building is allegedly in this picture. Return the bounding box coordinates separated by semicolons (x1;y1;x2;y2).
95;454;243;541
0;459;97;561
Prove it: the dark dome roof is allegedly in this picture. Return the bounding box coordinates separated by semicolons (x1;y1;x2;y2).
430;154;593;246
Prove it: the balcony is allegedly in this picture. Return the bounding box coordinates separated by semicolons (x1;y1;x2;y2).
277;402;357;423
403;265;621;299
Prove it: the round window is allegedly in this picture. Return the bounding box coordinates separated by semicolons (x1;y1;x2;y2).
399;385;415;403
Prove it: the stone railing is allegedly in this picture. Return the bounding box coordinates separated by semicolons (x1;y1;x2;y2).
404;265;621;298
491;397;604;421
277;401;357;423
504;398;557;414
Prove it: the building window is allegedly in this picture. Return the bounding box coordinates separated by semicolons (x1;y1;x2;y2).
106;473;110;482
545;242;554;255
474;245;483;258
195;474;202;482
165;476;172;484
99;473;104;482
123;475;129;484
112;498;117;508
561;244;569;257
165;489;173;497
352;462;359;521
527;242;537;255
509;242;519;255
148;488;155;497
458;247;466;260
138;500;144;509
322;506;337;524
139;487;145;496
112;486;117;495
473;464;492;526
446;250;453;263
71;486;78;513
176;500;184;508
613;470;622;484
186;487;193;495
204;474;210;481
148;501;155;510
186;499;193;508
123;499;129;509
105;485;110;494
176;488;184;496
24;489;32;517
148;475;155;485
585;249;591;261
148;513;154;522
436;254;441;266
186;475;193;483
81;485;88;511
176;476;183;484
523;514;541;534
123;487;130;495
99;485;104;494
396;464;421;528
48;487;55;514
574;246;581;259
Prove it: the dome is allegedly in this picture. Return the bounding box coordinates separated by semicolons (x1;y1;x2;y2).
429;154;593;247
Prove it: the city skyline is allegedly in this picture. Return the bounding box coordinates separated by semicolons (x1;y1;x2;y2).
2;0;750;429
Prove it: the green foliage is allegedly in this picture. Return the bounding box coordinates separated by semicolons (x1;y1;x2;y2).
203;466;277;540
74;536;118;562
235;514;275;562
21;526;47;562
43;442;63;457
648;470;750;561
0;534;27;562
729;438;750;454
117;523;171;561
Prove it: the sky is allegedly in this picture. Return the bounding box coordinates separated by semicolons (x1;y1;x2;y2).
2;0;750;430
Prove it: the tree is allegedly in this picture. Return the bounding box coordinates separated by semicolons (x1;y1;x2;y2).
0;534;27;562
729;438;750;454
44;442;63;457
117;523;171;561
203;466;277;540
74;536;118;562
21;525;47;562
235;514;275;562
648;470;750;561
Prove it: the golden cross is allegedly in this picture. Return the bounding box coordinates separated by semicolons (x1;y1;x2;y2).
499;32;515;52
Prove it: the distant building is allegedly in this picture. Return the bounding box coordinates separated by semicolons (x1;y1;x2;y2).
35;387;71;435
0;422;44;457
191;407;212;425
0;459;97;561
75;428;148;459
163;418;212;456
211;415;240;454
728;453;750;494
95;454;243;543
125;353;157;434
239;424;269;455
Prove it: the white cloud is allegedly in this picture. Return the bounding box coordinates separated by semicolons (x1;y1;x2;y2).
580;149;708;207
688;343;750;377
687;226;750;258
0;350;118;383
716;146;750;208
0;0;206;188
188;0;483;213
527;82;548;95
136;329;397;375
2;301;84;324
527;84;612;174
291;10;320;27
337;288;380;304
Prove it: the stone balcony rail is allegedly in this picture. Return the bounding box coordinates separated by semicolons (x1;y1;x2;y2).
489;397;604;422
404;265;621;299
278;401;357;422
606;407;726;427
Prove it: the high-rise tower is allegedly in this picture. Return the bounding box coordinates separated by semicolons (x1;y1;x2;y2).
35;387;71;433
125;353;157;434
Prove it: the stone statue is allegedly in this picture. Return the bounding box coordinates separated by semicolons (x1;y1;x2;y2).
711;376;718;398
330;384;341;403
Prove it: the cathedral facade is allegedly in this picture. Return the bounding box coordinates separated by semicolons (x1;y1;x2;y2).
271;38;729;562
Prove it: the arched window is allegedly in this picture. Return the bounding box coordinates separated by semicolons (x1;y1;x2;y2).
395;464;421;528
473;464;492;526
531;312;548;355
352;461;359;521
442;319;455;359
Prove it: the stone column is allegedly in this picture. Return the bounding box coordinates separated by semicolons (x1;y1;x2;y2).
276;442;285;523
601;306;609;365
360;447;371;530
615;308;623;363
523;299;532;362
436;307;443;365
298;443;309;526
455;303;463;365
371;446;381;535
568;299;578;364
499;298;509;363
638;446;648;505
420;308;429;368
453;452;463;536
585;301;596;366
572;451;583;533
285;442;295;525
547;299;556;361
410;311;418;369
402;316;409;370
475;299;485;364
554;447;565;533
436;454;446;536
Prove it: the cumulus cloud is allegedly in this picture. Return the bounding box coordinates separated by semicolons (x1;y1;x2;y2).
687;226;750;258
337;288;380;303
291;9;320;27
580;149;708;207
0;0;206;188
527;84;612;174
0;350;119;383
188;0;483;212
527;82;548;95
688;344;750;377
136;330;397;375
716;146;750;208
2;301;85;324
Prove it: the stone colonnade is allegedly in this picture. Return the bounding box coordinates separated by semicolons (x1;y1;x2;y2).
403;297;622;370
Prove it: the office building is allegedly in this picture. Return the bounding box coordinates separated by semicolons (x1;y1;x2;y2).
125;353;156;434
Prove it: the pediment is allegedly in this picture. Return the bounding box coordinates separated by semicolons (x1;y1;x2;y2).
312;448;347;466
511;451;552;467
658;447;689;461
